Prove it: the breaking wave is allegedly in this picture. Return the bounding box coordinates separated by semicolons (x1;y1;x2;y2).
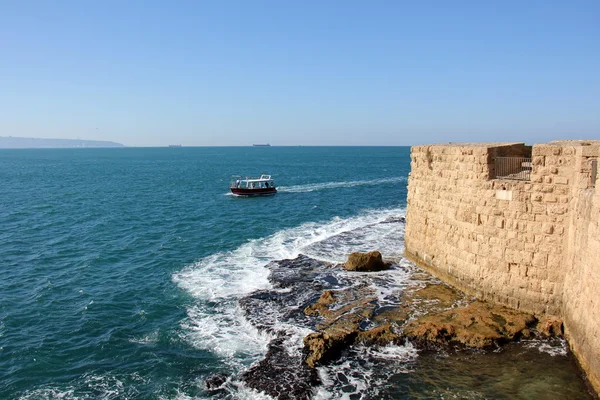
172;207;408;394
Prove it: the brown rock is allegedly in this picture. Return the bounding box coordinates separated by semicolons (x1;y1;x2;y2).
303;323;358;368
403;301;537;348
357;323;399;345
412;283;462;308
344;251;389;272
304;290;337;316
536;315;564;337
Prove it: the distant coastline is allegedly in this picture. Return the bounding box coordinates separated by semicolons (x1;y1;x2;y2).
0;136;125;149
252;143;270;147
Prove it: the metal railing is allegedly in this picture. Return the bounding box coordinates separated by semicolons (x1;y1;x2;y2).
592;159;598;188
494;157;532;181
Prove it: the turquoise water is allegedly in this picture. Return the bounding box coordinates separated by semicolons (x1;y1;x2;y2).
0;147;592;399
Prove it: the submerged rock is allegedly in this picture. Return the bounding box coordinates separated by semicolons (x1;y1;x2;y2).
403;301;537;348
344;250;390;272
204;374;228;391
411;283;463;309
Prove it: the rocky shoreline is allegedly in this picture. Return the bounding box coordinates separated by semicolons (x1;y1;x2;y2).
204;249;570;399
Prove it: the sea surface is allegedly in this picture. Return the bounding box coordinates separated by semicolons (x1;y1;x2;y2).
0;147;593;399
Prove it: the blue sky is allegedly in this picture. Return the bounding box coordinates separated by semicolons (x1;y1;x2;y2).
1;0;598;146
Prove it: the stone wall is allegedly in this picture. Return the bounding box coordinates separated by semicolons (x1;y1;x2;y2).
404;140;600;392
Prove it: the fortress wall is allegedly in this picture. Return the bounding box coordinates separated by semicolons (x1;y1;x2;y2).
561;144;600;390
405;141;600;392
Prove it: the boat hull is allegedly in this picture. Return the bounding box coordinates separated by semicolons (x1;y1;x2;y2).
230;187;277;197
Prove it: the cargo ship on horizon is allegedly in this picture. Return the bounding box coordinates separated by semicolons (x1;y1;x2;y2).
252;143;270;147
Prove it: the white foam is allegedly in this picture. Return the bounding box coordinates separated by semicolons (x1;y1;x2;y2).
523;338;568;357
232;383;276;400
173;207;406;301
173;206;407;394
278;177;407;193
368;341;419;365
18;388;76;400
18;374;139;400
128;330;159;345
180;303;271;362
314;342;418;399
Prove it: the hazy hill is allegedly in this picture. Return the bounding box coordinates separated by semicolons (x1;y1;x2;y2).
0;136;125;148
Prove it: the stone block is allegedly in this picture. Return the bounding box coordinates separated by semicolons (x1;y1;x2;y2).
548;205;568;215
494;190;513;201
554;176;569;185
532;252;548;267
533;146;554;156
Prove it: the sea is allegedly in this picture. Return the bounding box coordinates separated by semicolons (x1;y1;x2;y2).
0;147;593;399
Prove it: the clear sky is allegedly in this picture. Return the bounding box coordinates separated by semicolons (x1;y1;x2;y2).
1;0;598;146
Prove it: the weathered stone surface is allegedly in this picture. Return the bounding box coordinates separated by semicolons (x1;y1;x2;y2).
344;250;390;272
303;284;378;366
304;290;336;317
356;323;399;345
303;326;358;368
537;315;564;337
303;279;467;367
412;283;462;309
403;301;537;348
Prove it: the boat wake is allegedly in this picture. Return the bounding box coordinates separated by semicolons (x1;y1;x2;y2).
277;177;406;193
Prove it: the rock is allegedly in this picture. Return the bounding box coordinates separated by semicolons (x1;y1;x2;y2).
243;336;320;400
412;283;462;308
381;216;406;224
304;325;358;368
304;290;336;316
403;301;537;349
204;374;227;391
357;323;399;345
537;315;564;337
303;285;378;367
344;251;390;272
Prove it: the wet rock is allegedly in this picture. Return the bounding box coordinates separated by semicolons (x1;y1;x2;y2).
304;326;358;368
303;284;401;367
240;255;351;332
381;216;406;224
265;255;351;295
403;301;537;349
412;283;463;309
204;374;227;391
304;290;336;317
344;251;390;272
537;315;564;337
243;336;320;400
357;323;399;345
